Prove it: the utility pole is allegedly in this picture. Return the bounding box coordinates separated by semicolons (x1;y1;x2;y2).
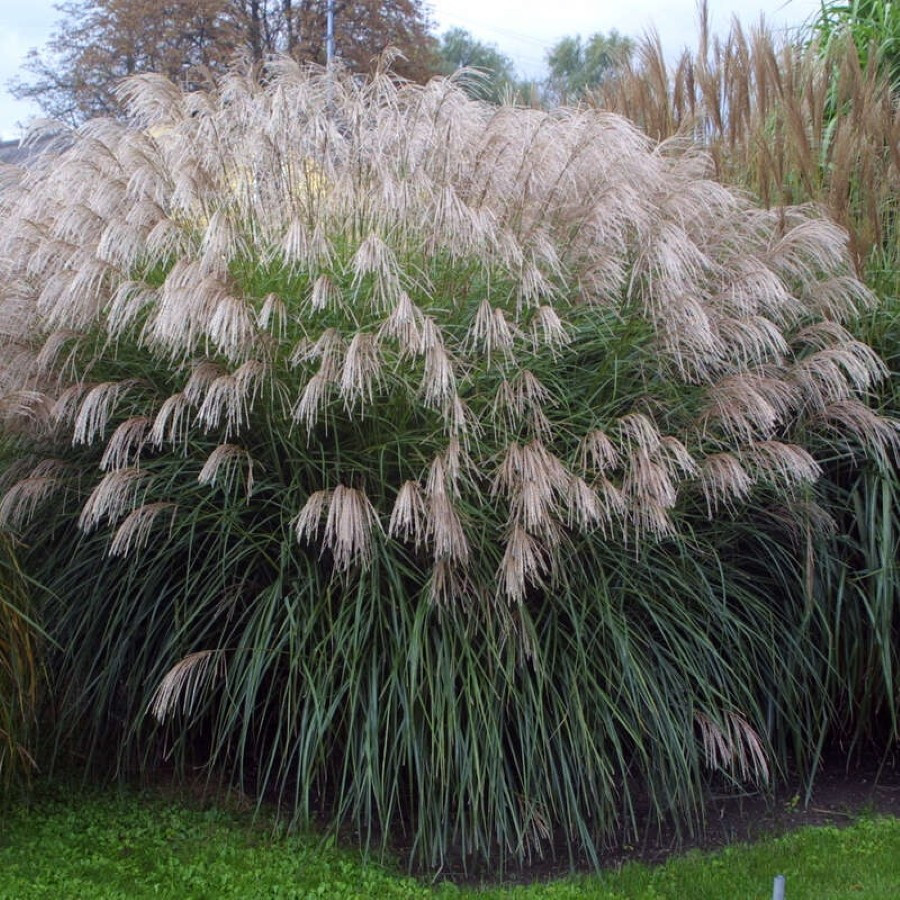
326;0;335;66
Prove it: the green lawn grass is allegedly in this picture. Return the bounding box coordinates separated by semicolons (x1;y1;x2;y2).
1;786;898;898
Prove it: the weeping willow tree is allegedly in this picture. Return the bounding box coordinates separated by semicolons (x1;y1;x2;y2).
0;62;895;866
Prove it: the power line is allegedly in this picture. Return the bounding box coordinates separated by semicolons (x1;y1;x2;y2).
436;27;548;72
435;10;560;51
432;10;558;74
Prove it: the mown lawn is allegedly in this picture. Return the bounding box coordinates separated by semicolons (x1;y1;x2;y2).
1;787;898;898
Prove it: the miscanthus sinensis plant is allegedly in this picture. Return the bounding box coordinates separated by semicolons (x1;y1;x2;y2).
0;62;895;866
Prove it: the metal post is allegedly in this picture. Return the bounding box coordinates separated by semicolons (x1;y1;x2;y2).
772;874;786;900
326;0;335;66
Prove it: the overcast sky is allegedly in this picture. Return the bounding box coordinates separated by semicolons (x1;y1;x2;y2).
1;0;820;141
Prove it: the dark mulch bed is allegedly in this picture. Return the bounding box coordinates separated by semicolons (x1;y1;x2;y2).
135;743;900;885
424;745;900;884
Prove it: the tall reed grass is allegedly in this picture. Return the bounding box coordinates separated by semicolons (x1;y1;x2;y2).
0;62;895;865
594;6;899;278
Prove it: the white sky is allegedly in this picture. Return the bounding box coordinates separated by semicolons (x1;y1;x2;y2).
1;0;821;141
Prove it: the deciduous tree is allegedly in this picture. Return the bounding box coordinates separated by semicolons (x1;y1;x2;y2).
437;27;519;103
545;30;634;103
10;1;238;123
9;0;437;124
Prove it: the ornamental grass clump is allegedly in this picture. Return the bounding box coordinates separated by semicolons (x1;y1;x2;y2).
0;62;895;866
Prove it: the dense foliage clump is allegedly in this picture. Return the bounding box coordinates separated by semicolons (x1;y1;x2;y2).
0;64;895;865
0;534;39;790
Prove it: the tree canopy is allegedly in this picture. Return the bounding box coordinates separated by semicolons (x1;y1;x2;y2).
10;0;437;124
545;30;634;102
436;27;520;102
8;3;639;125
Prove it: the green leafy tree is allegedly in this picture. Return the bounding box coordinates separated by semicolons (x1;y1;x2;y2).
545;30;633;102
9;0;237;123
437;27;518;101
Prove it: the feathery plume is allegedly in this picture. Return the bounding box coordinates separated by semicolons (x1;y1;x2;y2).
0;390;54;427
0;462;67;529
495;440;570;541
427;491;470;564
322;484;383;570
196;375;244;435
78;467;148;532
33;329;81;374
73;380;138;446
658;436;698;478
421;342;457;409
578;429;619;474
388;480;427;547
109;501;176;557
378;291;423;355
498;524;549;603
149;392;191;450
566;476;609;532
106;281;157;338
699;453;754;516
530;305;570;352
309;275;341;312
149;649;227;721
352;232;400;310
184;361;225;405
51;382;94;427
339;333;381;410
257;292;285;334
198;444;255;497
293;485;383;571
746;441;821;490
622;451;677;535
292;372;332;431
617;412;662;455
791;347;885;410
200;208;241;274
293;489;331;545
695;710;769;786
280;216;311;268
206;293;256;362
468;298;517;362
703;374;798;442
304;328;346;379
100;416;151;471
815;400;900;468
